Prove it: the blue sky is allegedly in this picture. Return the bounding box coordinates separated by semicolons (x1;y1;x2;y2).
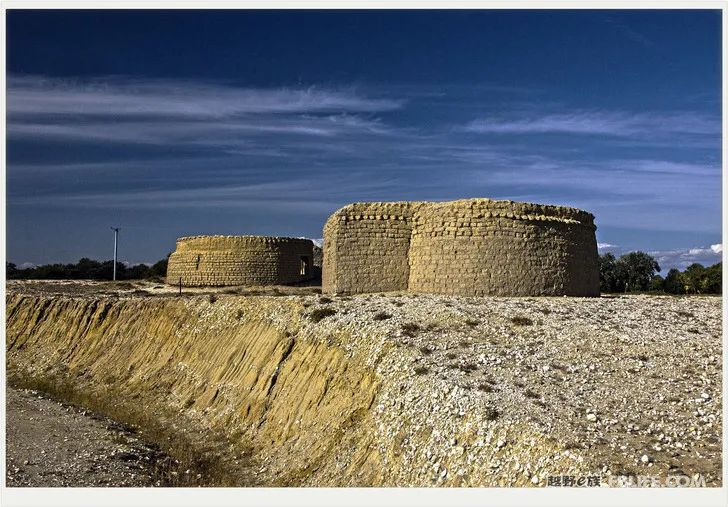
6;9;722;271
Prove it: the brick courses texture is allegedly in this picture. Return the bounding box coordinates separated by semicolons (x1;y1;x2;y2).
167;235;314;287
322;198;600;296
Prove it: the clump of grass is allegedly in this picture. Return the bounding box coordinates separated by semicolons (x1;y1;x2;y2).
465;318;480;327
510;315;533;326
234;309;245;320
414;366;430;375
484;407;500;420
373;311;392;321
458;363;478;373
318;296;333;304
477;383;494;393
401;322;421;337
308;307;337;323
208;294;218;304
524;388;540;399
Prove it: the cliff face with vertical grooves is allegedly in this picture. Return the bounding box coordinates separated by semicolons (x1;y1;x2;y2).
6;293;383;486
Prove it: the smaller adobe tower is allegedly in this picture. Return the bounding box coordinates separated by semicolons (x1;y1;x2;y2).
167;235;314;287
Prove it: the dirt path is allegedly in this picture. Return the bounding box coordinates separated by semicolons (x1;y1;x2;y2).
5;387;201;487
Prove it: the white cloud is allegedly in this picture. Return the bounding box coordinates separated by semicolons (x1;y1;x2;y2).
597;242;618;250
596;244;721;272
8;75;404;117
299;238;323;247
7;75;405;147
463;110;719;137
649;245;722;272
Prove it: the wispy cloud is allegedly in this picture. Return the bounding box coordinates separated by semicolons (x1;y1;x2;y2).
9;168;401;211
601;15;656;49
8;75;404;117
7;75;406;150
463;110;719;137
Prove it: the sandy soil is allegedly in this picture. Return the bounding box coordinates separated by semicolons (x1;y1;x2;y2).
5;387;203;487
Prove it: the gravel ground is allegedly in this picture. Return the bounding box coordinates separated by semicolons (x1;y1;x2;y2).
5;387;202;487
5;279;320;298
288;291;723;485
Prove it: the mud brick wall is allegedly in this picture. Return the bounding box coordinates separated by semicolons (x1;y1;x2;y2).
322;199;599;296
322;202;425;294
167;236;314;287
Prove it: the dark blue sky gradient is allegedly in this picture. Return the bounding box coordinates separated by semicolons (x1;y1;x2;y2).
6;10;722;270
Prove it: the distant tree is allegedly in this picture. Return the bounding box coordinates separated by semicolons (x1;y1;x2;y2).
649;274;664;292
663;268;685;294
599;253;621;292
149;256;169;278
6;257;168;281
682;263;706;294
32;263;70;279
704;262;722;294
71;258;103;279
615;251;660;292
126;263;151;279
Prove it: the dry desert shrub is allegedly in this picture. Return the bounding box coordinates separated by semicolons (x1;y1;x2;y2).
308;307;337;323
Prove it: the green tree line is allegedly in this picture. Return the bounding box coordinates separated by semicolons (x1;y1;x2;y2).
7;257;169;281
599;251;721;294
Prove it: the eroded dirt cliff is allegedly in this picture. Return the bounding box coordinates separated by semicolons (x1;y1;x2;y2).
6;282;722;486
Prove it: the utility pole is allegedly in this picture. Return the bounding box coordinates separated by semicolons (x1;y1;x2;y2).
111;227;120;281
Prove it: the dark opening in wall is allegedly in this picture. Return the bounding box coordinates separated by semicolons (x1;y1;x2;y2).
300;256;310;276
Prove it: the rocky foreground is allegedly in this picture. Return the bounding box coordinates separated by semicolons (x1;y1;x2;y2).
5;281;722;487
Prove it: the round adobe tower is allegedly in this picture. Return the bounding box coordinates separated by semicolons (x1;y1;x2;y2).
322;198;599;296
166;235;314;287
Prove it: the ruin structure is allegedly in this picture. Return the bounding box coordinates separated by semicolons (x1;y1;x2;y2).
167;235;314;287
322;199;600;296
